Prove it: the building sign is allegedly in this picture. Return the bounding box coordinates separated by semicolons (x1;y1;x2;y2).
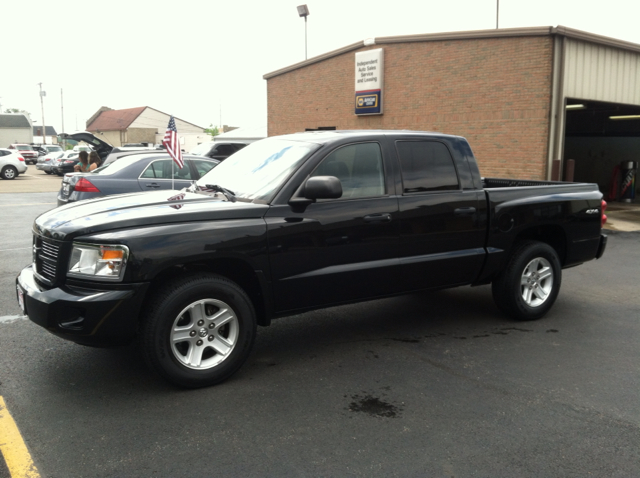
355;48;384;115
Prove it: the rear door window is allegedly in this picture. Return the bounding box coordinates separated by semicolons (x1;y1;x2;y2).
191;159;217;178
396;141;459;193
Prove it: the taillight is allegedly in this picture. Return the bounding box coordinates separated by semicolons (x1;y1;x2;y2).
18;156;25;162
601;200;607;227
74;178;100;193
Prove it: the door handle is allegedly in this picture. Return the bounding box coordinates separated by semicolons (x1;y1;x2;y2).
454;207;476;217
145;183;160;189
364;213;392;223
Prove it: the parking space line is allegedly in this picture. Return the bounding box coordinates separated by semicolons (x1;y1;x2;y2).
0;397;40;478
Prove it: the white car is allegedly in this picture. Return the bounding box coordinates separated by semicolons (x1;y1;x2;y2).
0;148;28;180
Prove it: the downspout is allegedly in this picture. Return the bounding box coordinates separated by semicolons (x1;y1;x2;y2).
547;30;567;180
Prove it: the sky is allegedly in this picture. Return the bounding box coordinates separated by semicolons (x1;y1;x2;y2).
3;0;640;135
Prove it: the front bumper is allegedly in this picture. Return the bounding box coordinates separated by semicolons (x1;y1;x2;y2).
16;265;150;347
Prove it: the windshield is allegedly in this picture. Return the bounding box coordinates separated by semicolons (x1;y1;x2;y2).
195;138;319;202
17;145;33;150
46;146;62;152
190;142;214;156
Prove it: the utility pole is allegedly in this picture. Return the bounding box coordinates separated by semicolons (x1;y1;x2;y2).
37;83;46;144
61;89;65;149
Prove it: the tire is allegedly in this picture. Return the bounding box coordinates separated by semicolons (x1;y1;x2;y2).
45;171;52;175
1;166;18;180
140;274;257;388
492;241;562;321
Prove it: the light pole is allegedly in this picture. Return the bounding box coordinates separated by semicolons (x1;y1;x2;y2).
297;5;310;60
37;83;46;144
496;0;499;29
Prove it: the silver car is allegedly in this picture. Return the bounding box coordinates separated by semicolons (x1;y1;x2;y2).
57;153;218;206
36;151;65;174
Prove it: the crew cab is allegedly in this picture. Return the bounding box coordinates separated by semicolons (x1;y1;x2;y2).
16;131;607;388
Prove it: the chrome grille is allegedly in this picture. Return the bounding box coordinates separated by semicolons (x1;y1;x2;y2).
34;236;62;284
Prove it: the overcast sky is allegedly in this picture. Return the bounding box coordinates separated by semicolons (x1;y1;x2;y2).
3;0;640;135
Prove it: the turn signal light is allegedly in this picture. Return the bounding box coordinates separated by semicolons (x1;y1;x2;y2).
601;200;607;227
74;178;100;193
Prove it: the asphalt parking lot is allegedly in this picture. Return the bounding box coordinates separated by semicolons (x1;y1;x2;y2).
0;187;639;477
0;166;63;194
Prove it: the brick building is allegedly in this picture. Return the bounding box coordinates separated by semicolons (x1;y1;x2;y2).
264;26;640;193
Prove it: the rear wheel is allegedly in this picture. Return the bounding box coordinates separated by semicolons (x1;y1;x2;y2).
1;166;18;180
492;241;562;321
140;274;257;388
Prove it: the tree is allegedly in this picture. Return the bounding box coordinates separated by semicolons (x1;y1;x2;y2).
205;124;220;138
4;108;30;115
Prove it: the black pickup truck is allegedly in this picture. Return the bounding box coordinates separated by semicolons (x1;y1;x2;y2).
16;131;607;388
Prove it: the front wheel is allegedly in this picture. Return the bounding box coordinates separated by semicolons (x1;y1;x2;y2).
492;241;562;321
140;274;257;388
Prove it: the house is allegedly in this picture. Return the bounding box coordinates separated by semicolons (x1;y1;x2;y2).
86;106;205;150
0;114;33;147
32;126;58;145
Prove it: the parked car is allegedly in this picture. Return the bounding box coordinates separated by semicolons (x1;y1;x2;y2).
42;144;63;155
57;154;219;205
50;151;80;176
32;144;62;157
7;144;38;164
0;148;27;179
189;141;247;161
17;130;608;388
36;151;65;174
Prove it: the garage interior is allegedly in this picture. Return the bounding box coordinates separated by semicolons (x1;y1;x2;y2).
564;99;640;200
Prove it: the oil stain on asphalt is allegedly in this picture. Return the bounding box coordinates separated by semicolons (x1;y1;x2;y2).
347;393;402;418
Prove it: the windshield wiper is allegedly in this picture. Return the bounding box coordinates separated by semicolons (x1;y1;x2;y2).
204;184;236;202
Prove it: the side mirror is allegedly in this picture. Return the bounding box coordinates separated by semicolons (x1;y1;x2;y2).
288;176;342;212
304;176;342;200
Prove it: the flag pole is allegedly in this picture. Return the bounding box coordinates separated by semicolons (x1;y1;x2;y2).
171;114;174;190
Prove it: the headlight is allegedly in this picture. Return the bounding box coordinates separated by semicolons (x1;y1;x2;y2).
67;243;129;281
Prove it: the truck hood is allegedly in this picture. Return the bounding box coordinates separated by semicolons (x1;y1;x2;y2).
34;190;269;240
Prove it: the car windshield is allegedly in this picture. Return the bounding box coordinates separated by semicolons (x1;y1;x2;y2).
46;146;62;151
190;142;214;156
17;145;33;150
195;138;319;202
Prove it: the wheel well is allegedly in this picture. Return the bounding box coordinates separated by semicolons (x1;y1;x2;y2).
514;225;567;265
148;259;269;326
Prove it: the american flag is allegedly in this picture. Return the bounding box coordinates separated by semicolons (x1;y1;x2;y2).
163;116;184;169
167;192;186;209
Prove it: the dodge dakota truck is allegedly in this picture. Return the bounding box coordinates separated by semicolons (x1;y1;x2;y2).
16;131;607;388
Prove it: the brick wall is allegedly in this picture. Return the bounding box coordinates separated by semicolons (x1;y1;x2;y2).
267;36;553;179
